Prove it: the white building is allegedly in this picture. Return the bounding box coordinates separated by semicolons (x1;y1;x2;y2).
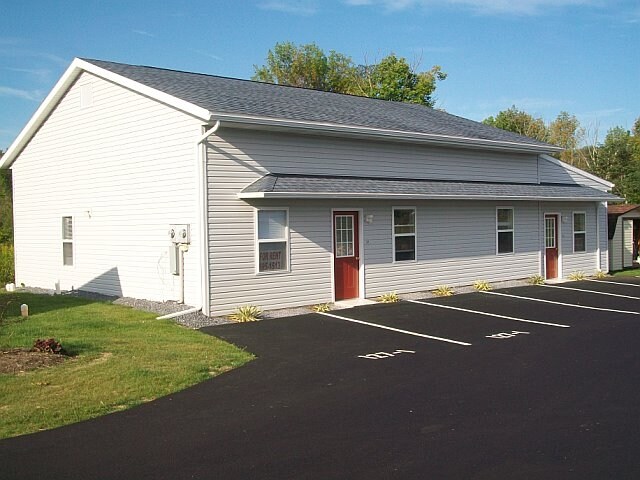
1;58;619;315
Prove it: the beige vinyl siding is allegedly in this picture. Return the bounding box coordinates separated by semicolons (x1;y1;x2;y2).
538;156;609;191
541;202;601;276
364;201;540;295
206;128;542;314
11;72;203;304
209;129;539;183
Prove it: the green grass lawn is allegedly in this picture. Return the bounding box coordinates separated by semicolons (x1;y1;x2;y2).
612;268;640;277
0;292;253;439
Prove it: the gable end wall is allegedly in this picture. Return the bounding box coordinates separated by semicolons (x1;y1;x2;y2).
11;71;204;305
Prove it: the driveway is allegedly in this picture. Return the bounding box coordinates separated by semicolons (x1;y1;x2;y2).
2;278;640;479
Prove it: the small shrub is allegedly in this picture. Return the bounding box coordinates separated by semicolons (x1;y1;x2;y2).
312;303;332;313
377;292;400;303
473;280;492;292
433;285;454;297
32;338;65;355
528;274;545;285
568;271;586;281
229;305;262;322
593;270;608;279
0;244;14;284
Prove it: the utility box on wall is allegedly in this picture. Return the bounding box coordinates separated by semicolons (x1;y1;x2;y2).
169;224;190;244
168;224;190;275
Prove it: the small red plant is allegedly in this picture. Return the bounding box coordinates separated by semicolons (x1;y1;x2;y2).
32;338;65;355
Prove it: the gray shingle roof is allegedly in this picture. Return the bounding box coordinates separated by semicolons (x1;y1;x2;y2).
83;58;557;150
239;174;620;201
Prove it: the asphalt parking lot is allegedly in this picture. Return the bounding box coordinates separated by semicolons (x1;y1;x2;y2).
2;278;640;479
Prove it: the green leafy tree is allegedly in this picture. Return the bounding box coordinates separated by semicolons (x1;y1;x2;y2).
593;126;640;202
253;42;446;106
482;106;548;143
548;111;584;165
355;54;446;107
253;42;357;92
0;150;12;244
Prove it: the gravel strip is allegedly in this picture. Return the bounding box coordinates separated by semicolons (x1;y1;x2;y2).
18;287;231;329
19;278;531;328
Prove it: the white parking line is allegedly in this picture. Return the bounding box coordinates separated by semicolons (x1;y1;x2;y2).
407;299;570;328
586;279;640;288
482;291;640;315
316;311;472;346
542;284;640;300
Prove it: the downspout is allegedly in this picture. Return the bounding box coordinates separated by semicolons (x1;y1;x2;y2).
595;202;602;272
196;121;221;316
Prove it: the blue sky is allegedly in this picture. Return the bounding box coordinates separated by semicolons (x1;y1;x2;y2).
1;0;638;150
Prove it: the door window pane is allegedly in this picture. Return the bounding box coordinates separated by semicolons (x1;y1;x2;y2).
545;218;556;249
335;215;354;258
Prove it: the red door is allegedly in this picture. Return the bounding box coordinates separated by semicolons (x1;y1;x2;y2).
545;215;559;279
334;211;359;300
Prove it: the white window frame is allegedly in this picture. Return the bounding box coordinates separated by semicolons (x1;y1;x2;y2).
392;206;417;262
573;211;587;253
496;207;515;255
62;216;74;267
255;207;290;274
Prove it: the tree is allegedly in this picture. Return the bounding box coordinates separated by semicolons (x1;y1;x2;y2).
253;42;357;92
548;111;583;165
593;126;640;203
253;42;446;106
0;150;12;244
482;106;548;143
354;54;446;107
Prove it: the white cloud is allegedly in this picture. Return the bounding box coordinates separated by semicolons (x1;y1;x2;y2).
258;1;319;15
5;67;52;81
191;49;223;61
132;29;156;38
344;0;599;16
0;86;44;101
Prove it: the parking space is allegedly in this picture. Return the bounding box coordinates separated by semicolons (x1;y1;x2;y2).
210;279;639;362
4;279;640;479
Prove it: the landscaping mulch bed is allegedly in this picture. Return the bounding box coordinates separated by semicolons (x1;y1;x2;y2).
0;349;67;374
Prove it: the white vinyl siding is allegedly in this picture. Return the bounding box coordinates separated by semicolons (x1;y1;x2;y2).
393;207;416;262
573;212;586;253
11;72;203;304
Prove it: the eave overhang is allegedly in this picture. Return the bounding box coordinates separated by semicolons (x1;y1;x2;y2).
238;174;622;203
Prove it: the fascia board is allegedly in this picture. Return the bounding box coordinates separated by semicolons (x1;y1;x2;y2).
238;192;621;202
1;58;211;169
1;59;83;169
540;154;614;189
214;114;562;154
78;59;211;121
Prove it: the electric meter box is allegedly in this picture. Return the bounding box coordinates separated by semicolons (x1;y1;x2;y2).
168;224;190;244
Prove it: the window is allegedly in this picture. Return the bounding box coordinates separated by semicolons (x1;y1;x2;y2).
335;215;355;257
393;208;416;261
496;208;514;254
257;209;288;272
573;212;586;253
62;216;74;266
